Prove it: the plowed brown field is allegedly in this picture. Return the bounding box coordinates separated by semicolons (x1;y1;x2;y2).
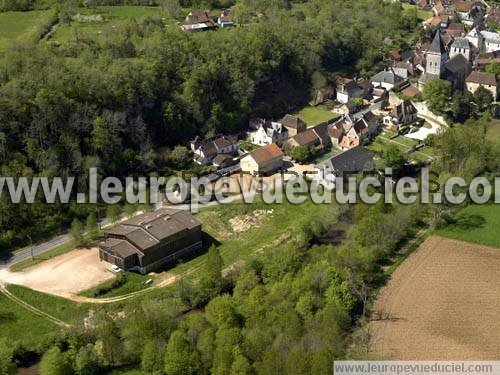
369;236;500;359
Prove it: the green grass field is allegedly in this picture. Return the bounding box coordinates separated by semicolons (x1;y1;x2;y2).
402;3;433;21
294;106;339;127
435;204;500;248
0;10;53;51
51;6;169;42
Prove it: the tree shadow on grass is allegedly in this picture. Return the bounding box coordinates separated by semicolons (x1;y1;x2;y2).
154;232;221;273
447;213;486;231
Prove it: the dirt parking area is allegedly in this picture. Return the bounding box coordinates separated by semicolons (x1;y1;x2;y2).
370;236;500;360
0;248;115;297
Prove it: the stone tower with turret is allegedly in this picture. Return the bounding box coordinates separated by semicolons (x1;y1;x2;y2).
426;30;447;77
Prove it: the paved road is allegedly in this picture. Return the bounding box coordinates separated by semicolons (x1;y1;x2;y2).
0;234;71;269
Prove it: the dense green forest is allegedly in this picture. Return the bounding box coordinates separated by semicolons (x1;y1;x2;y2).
0;0;418;250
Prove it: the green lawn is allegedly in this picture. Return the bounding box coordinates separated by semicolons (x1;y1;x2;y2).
402;3;433;21
369;133;435;163
294;106;339;127
0;10;53;51
435;204;500;248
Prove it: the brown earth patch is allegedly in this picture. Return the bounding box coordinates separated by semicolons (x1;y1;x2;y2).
369;236;500;360
0;248;115;296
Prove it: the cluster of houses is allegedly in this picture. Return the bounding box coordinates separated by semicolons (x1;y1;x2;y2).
180;10;233;32
185;0;500;187
392;0;500;97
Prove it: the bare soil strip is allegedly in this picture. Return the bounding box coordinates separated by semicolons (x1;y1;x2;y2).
369;236;500;360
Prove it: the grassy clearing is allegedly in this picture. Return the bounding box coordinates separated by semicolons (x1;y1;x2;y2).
51;6;169;42
172;196;340;277
435;204;500;248
402;3;433;21
294;106;339;126
369;132;435;163
6;285;90;325
0;10;53;51
0;291;59;350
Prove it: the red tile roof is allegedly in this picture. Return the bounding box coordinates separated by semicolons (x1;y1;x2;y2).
250;144;284;165
466;71;497;86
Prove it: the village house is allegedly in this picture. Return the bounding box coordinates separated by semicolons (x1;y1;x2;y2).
285;123;331;151
454;1;475;25
279;114;307;137
336;77;363;104
240;143;284;176
466;28;483;50
191;136;238;166
423;15;449;29
474;50;500;69
248;119;288;146
370;68;405;90
315;147;375;184
328;126;344;149
218;10;234;28
383;100;418;131
181;10;217;32
100;208;203;274
486;5;500;28
466;70;498;99
328;113;380;151
480;30;500;53
432;1;446;16
451;1;486;27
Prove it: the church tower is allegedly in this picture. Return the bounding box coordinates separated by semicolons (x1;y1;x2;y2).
426;31;447;77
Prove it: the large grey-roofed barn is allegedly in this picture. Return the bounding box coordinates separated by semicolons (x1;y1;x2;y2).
99;208;202;274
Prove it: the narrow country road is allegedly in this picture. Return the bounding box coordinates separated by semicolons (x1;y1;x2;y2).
0;234;71;270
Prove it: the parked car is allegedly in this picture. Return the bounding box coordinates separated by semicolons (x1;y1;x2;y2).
111;265;122;273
